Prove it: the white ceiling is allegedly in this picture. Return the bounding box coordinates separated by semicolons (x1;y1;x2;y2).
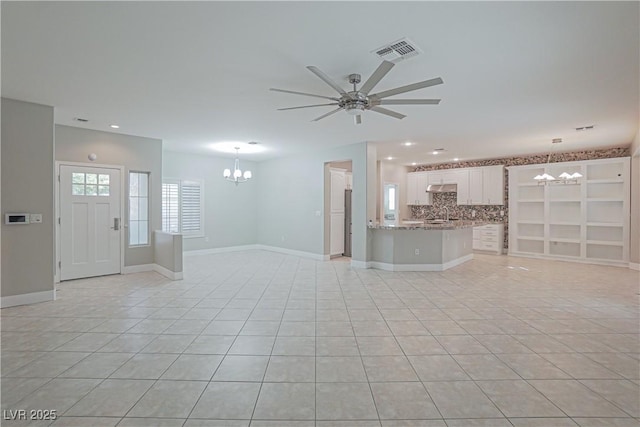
2;2;638;164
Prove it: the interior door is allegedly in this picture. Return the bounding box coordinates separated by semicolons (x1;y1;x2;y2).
60;165;121;280
330;168;345;256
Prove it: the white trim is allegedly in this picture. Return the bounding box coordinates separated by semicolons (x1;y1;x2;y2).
630;262;640;271
122;263;183;280
184;245;260;256
154;264;183;280
509;251;630;268
55;161;126;280
350;260;372;269
122;264;155;274
257;245;330;261
368;254;474;272
1;289;56;308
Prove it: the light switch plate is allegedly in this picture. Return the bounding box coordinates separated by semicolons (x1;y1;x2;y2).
30;214;43;223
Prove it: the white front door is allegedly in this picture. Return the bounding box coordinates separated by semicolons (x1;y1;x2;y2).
60;165;121;280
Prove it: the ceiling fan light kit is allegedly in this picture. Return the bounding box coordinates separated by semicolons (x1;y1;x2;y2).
271;60;443;124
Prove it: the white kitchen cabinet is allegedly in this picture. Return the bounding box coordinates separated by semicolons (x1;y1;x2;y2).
455;169;469;205
468;168;484;205
428;170;458;185
482;165;504;205
406;172;430;205
473;224;504;254
330;168;346;256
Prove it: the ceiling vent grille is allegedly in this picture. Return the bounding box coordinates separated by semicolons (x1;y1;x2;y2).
372;38;422;63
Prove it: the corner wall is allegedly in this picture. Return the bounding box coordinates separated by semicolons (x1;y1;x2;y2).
162;151;259;251
1;98;55;303
55;125;162;267
256;142;374;263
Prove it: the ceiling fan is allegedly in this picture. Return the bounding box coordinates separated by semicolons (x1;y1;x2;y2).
270;60;443;124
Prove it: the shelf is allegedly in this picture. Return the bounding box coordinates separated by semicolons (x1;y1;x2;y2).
518;199;544;203
587;240;623;246
587;179;623;184
549;221;581;226
586;222;624;227
549;238;581;243
518;236;544;241
516;182;542;187
549;199;581;203
587;198;624;202
517;220;544;225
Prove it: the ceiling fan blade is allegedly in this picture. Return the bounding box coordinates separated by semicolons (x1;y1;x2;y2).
312;107;343;122
378;99;441;105
306;66;348;96
355;115;362;125
270;88;339;101
359;61;395;95
278;103;339;111
371;77;444;99
369;106;406;120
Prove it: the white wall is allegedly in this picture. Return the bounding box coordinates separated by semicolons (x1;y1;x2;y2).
257;142;375;263
55;125;162;267
162;151;258;251
1;98;55;302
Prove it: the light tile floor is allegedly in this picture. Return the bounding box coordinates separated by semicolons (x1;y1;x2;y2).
1;251;639;427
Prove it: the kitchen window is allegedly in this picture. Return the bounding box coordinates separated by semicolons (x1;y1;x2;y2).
162;179;204;237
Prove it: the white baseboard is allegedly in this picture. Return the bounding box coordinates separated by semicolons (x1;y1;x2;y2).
368;254;474;272
122;264;155;274
123;263;182;280
350;260;371;269
154;264;183;280
256;245;330;261
630;262;640;271
1;289;56;308
184;244;260;256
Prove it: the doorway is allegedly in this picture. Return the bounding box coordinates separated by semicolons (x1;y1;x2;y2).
58;163;124;281
326;160;353;259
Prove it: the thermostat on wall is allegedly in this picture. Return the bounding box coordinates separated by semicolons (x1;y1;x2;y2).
5;213;30;225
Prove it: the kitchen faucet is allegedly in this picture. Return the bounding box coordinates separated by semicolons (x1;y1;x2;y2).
442;206;450;222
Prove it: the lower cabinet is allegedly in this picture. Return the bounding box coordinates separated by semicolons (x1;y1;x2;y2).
473;224;504;255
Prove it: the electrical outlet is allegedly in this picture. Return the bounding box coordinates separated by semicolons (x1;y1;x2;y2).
471;210;476;218
315;211;321;217
205;237;209;242
281;236;286;242
500;210;505;217
414;249;420;255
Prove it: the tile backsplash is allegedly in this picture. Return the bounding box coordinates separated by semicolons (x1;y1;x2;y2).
408;146;630;249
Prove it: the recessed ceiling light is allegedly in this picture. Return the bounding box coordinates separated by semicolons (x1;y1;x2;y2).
403;142;413;146
432;151;439;155
386;156;393;160
110;124;120;129
411;162;417;166
453;158;459;162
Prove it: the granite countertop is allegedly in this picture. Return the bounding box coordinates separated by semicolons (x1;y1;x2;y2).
370;220;495;230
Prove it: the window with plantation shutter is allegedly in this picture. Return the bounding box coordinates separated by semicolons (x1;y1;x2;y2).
162;179;204;237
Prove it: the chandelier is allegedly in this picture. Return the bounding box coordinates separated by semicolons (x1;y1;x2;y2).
223;147;252;185
533;139;582;185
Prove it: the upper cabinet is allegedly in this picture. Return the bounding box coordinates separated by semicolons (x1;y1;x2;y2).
408;164;504;206
482;165;505;205
406;172;431;205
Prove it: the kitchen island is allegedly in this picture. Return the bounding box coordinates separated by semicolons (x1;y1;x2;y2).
368;220;487;271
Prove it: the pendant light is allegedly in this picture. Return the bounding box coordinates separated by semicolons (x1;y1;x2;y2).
533;139;582;185
223;147;252;185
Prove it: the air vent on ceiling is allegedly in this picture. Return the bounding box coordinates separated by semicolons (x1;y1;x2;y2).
73;117;89;122
576;125;595;131
372;38;422;63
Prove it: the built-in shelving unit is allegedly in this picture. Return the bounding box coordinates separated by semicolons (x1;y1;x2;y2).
508;157;630;266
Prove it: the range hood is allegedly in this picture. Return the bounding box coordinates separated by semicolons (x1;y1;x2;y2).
426;183;457;193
